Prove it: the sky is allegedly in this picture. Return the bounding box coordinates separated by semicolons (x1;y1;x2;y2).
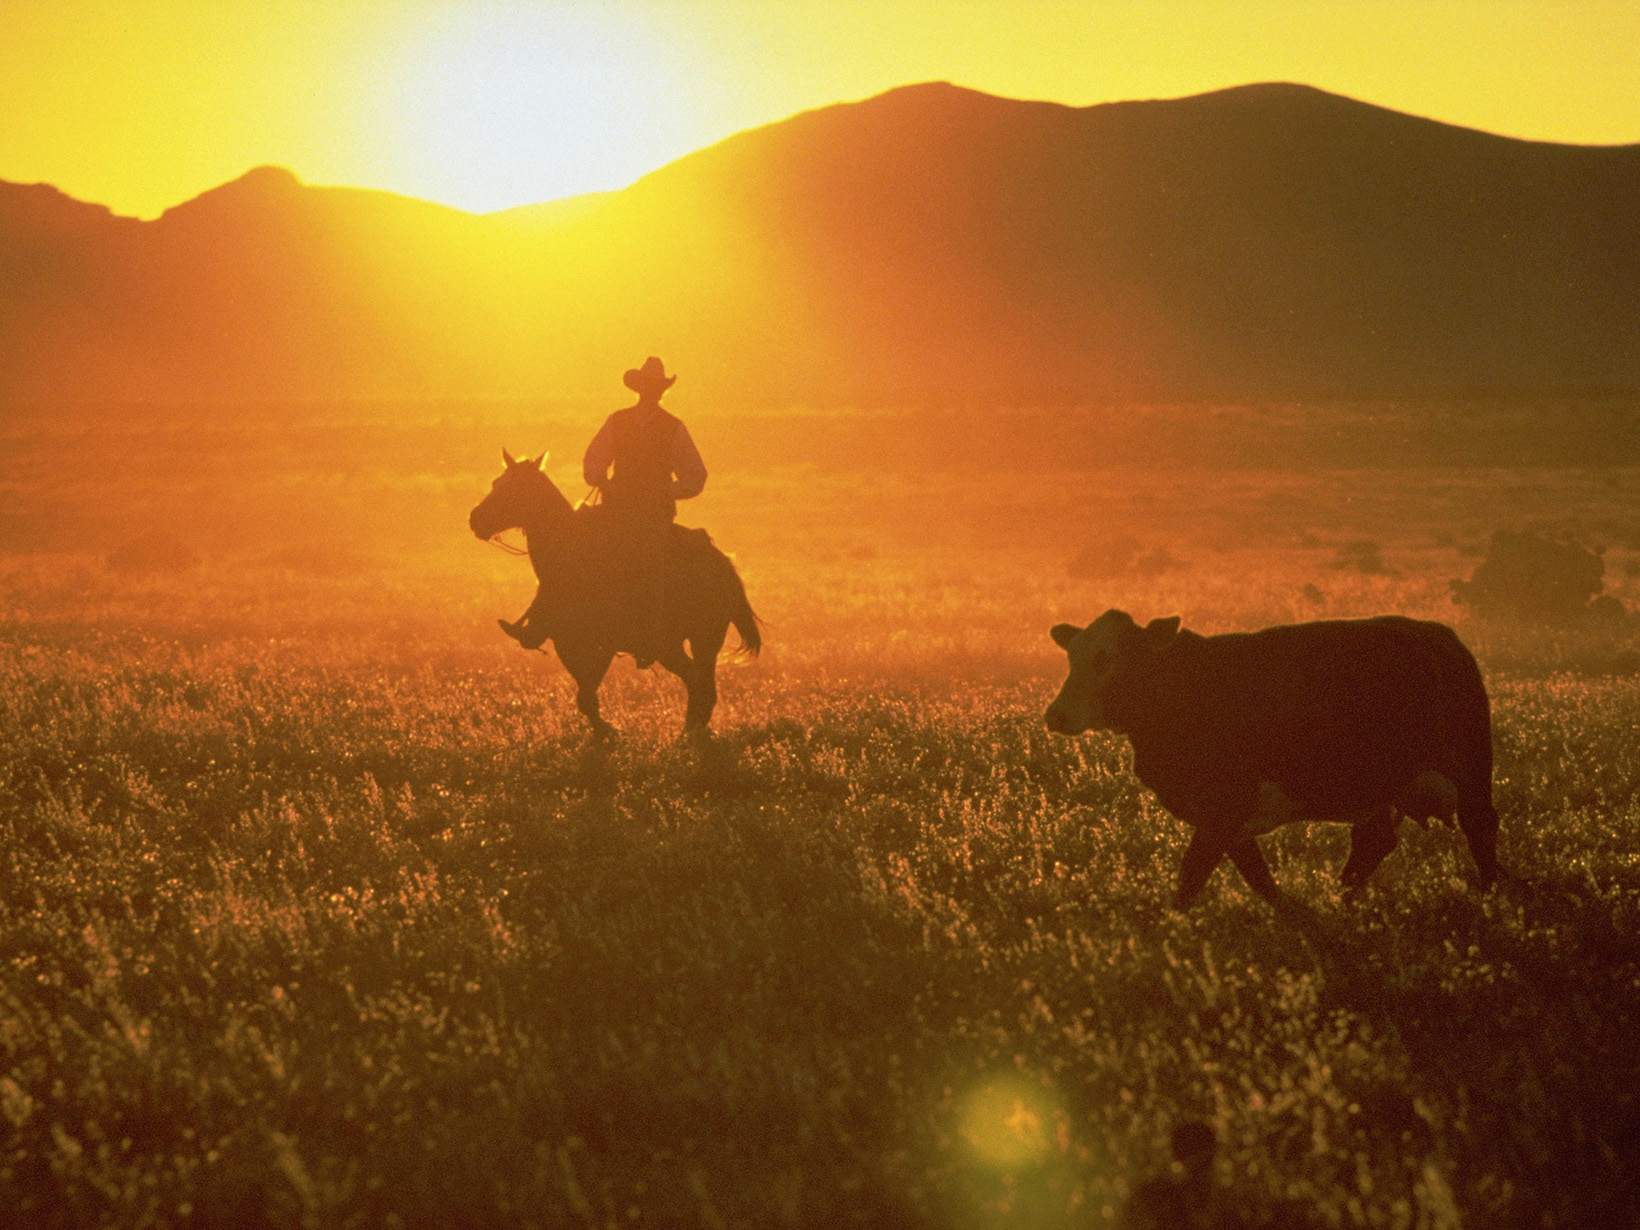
3;0;1639;218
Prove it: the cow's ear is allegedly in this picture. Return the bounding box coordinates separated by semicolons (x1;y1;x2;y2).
1050;623;1081;650
1143;615;1182;647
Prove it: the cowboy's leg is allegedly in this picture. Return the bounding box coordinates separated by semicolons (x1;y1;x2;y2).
499;577;556;650
644;524;667;643
613;516;643;624
623;524;667;666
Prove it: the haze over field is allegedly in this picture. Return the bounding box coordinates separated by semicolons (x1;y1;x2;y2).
4;83;1639;408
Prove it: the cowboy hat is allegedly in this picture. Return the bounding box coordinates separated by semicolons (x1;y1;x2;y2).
623;355;676;396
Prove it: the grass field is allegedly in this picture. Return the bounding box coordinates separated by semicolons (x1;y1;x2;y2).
3;402;1640;1227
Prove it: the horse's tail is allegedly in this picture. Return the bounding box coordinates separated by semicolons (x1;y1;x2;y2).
726;563;762;658
707;546;760;658
680;527;762;657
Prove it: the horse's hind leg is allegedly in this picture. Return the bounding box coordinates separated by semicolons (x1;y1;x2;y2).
654;645;709;732
671;626;726;731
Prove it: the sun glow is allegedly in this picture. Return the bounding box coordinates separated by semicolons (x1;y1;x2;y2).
382;3;707;213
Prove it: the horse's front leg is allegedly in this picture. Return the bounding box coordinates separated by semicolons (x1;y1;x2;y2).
558;642;615;736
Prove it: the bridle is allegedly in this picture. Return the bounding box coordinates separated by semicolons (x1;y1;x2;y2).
483;482;598;557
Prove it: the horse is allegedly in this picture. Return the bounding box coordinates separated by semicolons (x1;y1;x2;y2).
469;450;760;734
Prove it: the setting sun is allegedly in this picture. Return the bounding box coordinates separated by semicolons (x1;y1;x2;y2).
381;4;706;212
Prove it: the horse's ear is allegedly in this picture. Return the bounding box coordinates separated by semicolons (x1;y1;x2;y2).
502;447;517;468
535;452;549;471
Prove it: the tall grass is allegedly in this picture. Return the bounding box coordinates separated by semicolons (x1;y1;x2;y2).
2;408;1639;1226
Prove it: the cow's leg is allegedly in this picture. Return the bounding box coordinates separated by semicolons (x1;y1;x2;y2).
1455;793;1501;888
1341;807;1398;889
1226;837;1282;903
1176;829;1231;907
558;644;615;736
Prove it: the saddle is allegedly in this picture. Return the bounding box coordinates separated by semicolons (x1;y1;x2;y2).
501;519;715;659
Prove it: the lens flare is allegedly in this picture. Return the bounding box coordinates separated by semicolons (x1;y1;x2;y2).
959;1076;1059;1170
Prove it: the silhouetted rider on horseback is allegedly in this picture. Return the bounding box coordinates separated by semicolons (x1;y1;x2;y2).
500;356;705;662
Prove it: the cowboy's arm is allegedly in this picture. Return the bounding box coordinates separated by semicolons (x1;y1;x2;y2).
671;422;707;499
583;418;615;488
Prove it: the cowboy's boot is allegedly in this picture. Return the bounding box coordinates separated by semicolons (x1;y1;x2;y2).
499;617;551;651
499;595;552;650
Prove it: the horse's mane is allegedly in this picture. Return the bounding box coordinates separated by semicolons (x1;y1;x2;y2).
521;469;575;526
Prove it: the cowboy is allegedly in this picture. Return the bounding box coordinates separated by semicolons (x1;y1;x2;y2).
583;355;707;531
501;357;706;656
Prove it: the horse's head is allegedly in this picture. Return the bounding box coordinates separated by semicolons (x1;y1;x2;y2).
469;449;574;540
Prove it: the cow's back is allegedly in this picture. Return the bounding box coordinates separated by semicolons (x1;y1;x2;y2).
1120;616;1490;818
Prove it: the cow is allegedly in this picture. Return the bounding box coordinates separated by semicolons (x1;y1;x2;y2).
1044;610;1501;907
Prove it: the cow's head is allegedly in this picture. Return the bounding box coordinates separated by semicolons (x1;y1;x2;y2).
1045;609;1182;735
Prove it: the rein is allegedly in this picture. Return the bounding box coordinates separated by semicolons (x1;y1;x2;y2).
486;531;531;557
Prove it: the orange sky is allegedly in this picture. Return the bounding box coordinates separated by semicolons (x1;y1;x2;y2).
4;0;1639;218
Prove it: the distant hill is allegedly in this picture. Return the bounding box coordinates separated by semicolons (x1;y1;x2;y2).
4;82;1638;407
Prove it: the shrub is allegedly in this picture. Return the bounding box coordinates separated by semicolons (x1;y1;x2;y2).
1132;546;1186;577
1330;539;1393;575
1450;529;1615;624
1068;538;1184;579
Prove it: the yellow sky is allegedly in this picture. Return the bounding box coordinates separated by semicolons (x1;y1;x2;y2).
4;0;1638;218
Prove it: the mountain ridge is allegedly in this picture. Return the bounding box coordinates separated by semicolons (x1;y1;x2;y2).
4;81;1638;407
